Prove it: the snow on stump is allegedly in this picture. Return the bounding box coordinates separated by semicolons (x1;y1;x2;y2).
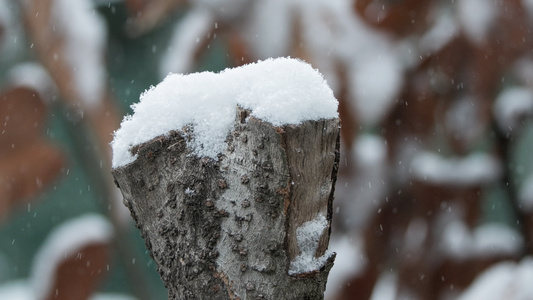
111;58;340;300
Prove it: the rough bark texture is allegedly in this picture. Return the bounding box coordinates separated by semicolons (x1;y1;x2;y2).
112;108;340;300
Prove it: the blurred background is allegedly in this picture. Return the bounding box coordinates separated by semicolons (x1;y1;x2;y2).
1;0;533;299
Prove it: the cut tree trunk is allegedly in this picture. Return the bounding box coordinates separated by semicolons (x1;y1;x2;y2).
112;107;340;300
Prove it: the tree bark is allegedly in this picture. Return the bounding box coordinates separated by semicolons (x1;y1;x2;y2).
112;107;340;300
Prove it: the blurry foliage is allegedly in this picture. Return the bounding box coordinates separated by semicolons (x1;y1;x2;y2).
1;0;533;299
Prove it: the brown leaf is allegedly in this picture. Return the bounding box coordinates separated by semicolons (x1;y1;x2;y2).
226;29;255;67
0;86;65;220
0;87;47;153
43;242;110;300
0;141;65;217
353;0;432;36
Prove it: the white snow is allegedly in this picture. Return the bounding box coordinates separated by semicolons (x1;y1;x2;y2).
249;0;403;126
112;57;338;168
493;87;533;133
410;151;501;186
0;281;32;300
354;134;387;168
297;0;403;126
457;258;533;300
6;63;56;100
457;0;496;44
52;0;107;108
445;96;484;143
419;10;459;54
440;221;523;260
31;214;113;299
325;235;367;300
160;9;213;76
369;272;397;300
350;54;402;125
518;174;533;212
242;0;291;60
289;213;334;275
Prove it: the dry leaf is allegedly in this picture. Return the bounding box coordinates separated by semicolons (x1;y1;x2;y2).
31;214;114;300
43;242;110;300
0;86;65;220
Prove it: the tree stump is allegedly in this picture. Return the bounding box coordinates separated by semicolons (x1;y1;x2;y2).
112;106;339;299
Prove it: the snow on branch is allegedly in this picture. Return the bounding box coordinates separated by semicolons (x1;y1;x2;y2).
410;151;502;186
493;87;533;134
112;57;338;167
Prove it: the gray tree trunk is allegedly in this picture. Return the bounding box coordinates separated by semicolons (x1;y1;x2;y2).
112;107;340;300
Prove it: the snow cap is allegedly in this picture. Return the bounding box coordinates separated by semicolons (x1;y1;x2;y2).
112;57;339;168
